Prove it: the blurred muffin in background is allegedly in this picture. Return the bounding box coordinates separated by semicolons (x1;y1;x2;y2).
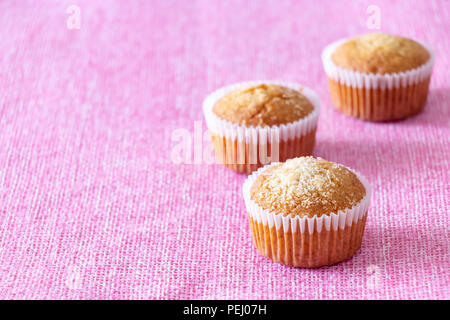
322;33;435;121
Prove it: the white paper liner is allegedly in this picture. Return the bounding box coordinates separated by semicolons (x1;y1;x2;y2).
321;38;435;89
202;80;320;143
242;161;372;234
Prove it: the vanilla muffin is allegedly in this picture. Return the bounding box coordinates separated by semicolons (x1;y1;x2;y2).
243;156;371;268
322;33;434;121
203;81;320;174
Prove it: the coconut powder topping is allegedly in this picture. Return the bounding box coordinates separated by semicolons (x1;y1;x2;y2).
250;157;366;218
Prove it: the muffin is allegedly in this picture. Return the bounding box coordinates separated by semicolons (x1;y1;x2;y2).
322;33;435;121
243;156;371;268
203;81;320;173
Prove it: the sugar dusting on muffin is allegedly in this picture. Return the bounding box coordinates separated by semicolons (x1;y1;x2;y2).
250;156;366;218
212;84;314;127
331;33;430;74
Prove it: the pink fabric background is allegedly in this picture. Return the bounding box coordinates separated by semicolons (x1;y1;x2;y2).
0;0;448;299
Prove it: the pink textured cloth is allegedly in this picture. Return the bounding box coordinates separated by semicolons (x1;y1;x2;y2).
0;0;449;300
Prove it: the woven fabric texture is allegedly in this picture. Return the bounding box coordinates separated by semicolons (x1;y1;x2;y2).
0;0;448;299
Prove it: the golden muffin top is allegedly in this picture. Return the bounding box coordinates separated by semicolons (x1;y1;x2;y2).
250;157;366;218
212;84;314;127
331;33;430;74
